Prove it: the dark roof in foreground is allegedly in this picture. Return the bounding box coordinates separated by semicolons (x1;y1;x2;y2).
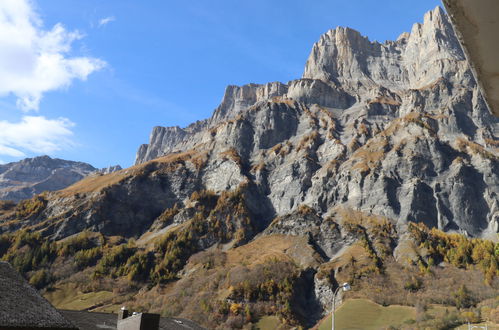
60;310;206;330
0;262;77;329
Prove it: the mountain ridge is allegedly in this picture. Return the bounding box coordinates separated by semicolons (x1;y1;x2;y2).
132;5;498;239
0;156;122;202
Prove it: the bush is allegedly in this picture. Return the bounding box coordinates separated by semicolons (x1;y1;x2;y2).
453;285;476;309
0;234;11;257
490;306;499;323
409;223;499;282
404;276;423;292
29;269;51;289
122;251;155;282
1;231;56;273
157;205;180;224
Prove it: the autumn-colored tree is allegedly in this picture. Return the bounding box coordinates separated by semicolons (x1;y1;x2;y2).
453;285;475;309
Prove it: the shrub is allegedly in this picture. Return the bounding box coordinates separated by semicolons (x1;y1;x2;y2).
408;223;499;282
453;285;476;309
1;230;56;273
230;303;242;315
122;251;155;282
0;234;11;257
404;276;423;292
157;205;180;224
490;306;499;323
29;269;51;289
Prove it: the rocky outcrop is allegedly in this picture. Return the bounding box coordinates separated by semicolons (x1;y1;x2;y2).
96;165;122;175
135;82;289;164
0;156;96;202
303;7;466;94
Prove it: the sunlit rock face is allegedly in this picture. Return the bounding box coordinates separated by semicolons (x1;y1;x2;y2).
9;7;491;243
131;7;498;239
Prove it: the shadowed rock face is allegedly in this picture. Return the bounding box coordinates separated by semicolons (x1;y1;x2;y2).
0;156;97;202
128;7;498;239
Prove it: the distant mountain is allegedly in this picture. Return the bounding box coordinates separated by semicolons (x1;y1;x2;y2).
0;156;121;201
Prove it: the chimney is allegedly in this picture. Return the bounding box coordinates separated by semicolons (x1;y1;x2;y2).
117;308;160;330
118;306;129;320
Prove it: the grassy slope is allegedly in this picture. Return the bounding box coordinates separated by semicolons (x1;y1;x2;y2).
42;235;321;316
45;283;114;310
255;316;284;329
317;299;415;330
315;299;499;330
59;150;204;196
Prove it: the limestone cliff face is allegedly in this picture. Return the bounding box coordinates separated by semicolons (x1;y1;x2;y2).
128;7;498;239
303;7;466;90
0;156;97;202
135;82;289;164
3;8;496;240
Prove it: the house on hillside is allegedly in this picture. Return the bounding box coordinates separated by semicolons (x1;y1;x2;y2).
0;261;77;330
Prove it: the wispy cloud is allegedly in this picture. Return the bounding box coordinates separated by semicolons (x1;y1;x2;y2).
98;16;115;27
0;0;105;111
0;116;75;157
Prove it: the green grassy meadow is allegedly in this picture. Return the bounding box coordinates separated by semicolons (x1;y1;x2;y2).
317;299;416;330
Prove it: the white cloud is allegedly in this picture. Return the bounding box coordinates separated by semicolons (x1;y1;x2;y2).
0;0;105;111
98;16;115;27
0;116;75;157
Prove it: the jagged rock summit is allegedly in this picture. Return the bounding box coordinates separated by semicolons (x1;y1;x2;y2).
132;7;498;239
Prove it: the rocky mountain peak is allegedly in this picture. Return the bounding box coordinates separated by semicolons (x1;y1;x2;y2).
423;5;447;27
0;156;97;201
129;7;498;240
210;82;288;124
302;6;465;94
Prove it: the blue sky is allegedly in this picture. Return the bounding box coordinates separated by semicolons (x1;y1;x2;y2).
0;0;441;168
